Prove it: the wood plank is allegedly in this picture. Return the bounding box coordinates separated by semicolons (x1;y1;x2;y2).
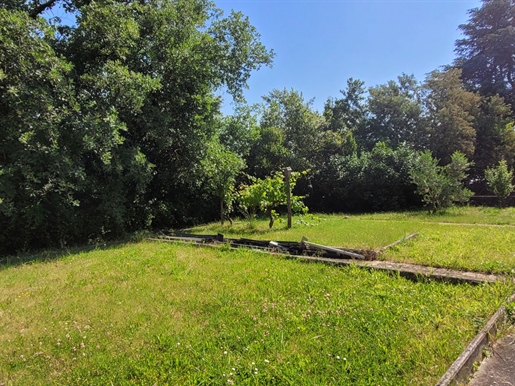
301;238;365;260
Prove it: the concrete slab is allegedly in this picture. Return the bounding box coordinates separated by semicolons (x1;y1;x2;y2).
294;255;502;285
468;329;515;386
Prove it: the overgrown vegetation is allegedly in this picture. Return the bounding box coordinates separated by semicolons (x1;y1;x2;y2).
1;241;514;385
1;0;513;382
0;0;273;254
1;0;515;255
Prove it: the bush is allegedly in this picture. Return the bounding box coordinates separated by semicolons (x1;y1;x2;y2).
410;151;473;213
485;160;514;207
308;144;420;213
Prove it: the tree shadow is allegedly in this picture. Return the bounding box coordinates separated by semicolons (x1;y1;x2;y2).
181;222;292;237
0;240;132;271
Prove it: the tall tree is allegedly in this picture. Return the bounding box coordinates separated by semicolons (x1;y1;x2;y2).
423;68;480;164
323;78;367;136
322;78;365;155
357;74;425;150
0;1;274;253
246;126;290;179
455;0;515;113
472;95;515;179
218;105;260;159
0;10;82;251
260;88;323;172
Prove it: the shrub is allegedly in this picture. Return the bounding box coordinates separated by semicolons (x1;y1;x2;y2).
410;151;473;213
485;160;514;207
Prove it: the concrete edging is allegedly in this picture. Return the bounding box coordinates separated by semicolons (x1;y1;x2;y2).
292;255;500;285
435;293;515;386
150;235;500;285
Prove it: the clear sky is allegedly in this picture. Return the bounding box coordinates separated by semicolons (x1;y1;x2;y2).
215;0;481;114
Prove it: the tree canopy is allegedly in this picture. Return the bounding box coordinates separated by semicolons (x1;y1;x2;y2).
0;0;273;253
1;0;514;255
455;0;515;113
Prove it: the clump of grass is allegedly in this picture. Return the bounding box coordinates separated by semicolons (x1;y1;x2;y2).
1;241;513;385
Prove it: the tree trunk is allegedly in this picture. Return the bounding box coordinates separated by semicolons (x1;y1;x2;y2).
267;207;274;228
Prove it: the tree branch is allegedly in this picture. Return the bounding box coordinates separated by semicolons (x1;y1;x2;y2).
29;0;57;19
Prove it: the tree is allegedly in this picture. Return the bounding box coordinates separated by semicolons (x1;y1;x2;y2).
410;151;473;213
217;105;291;181
323;78;367;137
423;69;480;164
0;1;274;253
200;140;245;225
238;171;307;228
260;89;323;172
0;10;83;252
320;78;364;158
218;105;260;159
485;160;514;207
455;0;515;113
246;126;291;179
472;95;515;179
357;74;425;150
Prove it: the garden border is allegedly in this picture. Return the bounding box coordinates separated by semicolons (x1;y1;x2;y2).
435;293;515;386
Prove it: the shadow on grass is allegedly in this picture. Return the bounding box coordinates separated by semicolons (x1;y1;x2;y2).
183;226;278;237
0;233;147;271
181;217;291;237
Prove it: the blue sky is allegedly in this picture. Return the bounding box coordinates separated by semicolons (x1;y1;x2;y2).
216;0;481;114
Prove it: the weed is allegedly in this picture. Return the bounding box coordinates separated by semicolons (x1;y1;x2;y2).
506;302;515;323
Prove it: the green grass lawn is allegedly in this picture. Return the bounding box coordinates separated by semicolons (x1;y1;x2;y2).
1;241;514;385
354;206;515;225
192;207;515;274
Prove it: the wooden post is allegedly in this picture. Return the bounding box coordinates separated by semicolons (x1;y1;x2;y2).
284;167;292;229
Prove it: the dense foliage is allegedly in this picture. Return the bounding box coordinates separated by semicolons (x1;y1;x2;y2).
410;151;474;213
308;144;420;213
0;0;273;254
1;0;514;254
485;160;515;207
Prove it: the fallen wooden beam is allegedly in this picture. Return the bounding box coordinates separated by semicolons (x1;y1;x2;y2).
301;237;365;260
380;233;418;252
152;234;373;260
150;235;207;243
